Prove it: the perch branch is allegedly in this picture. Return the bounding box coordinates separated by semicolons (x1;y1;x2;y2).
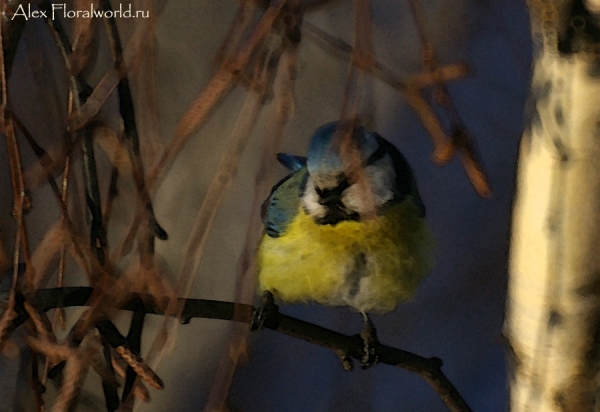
7;287;472;412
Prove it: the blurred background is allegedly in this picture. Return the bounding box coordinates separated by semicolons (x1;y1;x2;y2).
0;0;532;411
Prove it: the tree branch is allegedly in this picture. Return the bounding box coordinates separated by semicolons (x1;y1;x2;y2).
5;287;472;412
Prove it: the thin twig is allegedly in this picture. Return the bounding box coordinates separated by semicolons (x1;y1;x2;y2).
141;41;268;392
95;319;163;390
103;0;167;242
66;5;159;132
114;0;289;261
2;0;27;79
333;0;376;219
302;16;489;196
212;0;257;69
70;0;98;75
23;300;57;344
101;22;166;402
1;115;28;347
100;333;121;412
203;19;301;412
12;114;66;202
82;124;109;266
31;350;45;412
40;12;133;405
407;0;491;197
12;141;134;401
122;311;145;401
115;346;163;390
13;114;119;290
128;5;163;169
146;0;288;190
42;150;70;382
302;21;458;162
50;349;90;412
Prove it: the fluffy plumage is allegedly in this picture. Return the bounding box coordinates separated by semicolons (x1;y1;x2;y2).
258;122;432;313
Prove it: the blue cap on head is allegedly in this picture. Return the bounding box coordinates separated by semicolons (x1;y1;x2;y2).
306;122;380;184
306;122;343;177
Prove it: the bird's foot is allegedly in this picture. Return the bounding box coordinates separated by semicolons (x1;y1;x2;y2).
335;349;354;371
251;291;279;331
360;313;380;369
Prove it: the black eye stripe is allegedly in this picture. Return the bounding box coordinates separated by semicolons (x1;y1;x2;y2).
365;142;387;166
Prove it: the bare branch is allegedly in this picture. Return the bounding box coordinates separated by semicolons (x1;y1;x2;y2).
8;287;472;412
146;0;288;190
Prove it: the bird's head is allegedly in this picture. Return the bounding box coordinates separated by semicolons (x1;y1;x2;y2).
302;122;399;225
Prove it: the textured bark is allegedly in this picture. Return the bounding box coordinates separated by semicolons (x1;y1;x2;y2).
506;1;600;411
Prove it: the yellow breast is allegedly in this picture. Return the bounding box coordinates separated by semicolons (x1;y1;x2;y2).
257;199;432;313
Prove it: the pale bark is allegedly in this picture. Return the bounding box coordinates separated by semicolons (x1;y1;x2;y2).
506;1;600;411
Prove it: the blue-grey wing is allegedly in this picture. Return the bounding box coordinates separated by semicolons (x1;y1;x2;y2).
261;167;309;238
277;153;306;172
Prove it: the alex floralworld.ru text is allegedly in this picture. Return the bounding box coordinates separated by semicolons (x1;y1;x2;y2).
11;3;150;20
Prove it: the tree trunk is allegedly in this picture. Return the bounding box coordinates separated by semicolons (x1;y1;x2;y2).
506;1;600;410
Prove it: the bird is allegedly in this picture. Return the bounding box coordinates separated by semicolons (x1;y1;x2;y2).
254;121;432;367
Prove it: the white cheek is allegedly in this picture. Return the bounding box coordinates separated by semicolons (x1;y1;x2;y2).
341;184;367;214
341;157;395;213
366;163;395;205
302;180;326;218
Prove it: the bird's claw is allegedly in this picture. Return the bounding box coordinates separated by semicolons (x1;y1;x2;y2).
335;349;354;371
251;291;278;331
360;338;379;369
334;313;381;371
360;313;380;369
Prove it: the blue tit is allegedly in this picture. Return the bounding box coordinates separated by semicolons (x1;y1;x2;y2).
257;122;432;322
